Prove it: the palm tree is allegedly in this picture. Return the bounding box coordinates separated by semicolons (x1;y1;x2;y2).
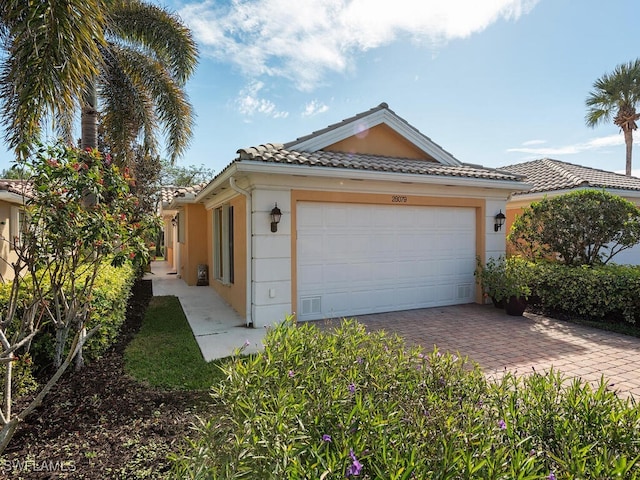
80;0;198;166
1;0;197;165
0;0;107;158
586;59;640;176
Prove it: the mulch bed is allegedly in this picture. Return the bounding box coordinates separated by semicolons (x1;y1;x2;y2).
3;279;209;479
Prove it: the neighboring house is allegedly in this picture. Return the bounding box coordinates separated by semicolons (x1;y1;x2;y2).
500;158;640;265
168;103;529;328
0;180;32;281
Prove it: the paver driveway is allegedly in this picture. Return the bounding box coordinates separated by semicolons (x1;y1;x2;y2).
347;304;640;399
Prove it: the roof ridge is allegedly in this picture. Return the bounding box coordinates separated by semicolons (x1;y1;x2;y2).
541;158;587;187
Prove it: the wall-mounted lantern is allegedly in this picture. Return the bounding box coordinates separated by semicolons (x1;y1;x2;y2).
270;203;282;232
494;210;506;232
171;216;178;227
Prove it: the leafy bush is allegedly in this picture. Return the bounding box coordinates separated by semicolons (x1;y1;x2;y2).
475;255;533;303
171;319;640;479
30;262;136;366
509;190;640;266
529;262;640;323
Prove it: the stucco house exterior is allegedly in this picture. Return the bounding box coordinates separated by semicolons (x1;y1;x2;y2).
166;103;529;328
0;180;31;281
500;158;640;265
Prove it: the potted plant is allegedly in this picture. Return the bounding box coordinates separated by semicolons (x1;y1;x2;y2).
475;256;508;308
502;256;533;316
475;256;533;315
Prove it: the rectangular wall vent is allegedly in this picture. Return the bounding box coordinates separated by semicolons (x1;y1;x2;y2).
457;283;472;300
301;296;322;315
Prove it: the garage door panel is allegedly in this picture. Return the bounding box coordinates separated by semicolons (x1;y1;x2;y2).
297;202;476;321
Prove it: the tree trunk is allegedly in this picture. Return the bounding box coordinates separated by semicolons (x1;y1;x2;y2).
624;127;633;176
81;82;98;150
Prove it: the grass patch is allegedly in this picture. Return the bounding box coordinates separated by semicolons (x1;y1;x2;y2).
124;295;228;390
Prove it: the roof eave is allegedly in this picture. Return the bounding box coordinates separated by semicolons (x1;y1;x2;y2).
230;161;531;192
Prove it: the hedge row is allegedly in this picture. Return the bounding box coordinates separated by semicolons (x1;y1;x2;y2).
529;262;640;324
1;262;136;367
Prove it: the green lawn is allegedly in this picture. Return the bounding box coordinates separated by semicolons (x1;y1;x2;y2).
124;295;228;390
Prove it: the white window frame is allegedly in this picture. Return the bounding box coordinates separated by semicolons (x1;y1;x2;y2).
10;206;27;250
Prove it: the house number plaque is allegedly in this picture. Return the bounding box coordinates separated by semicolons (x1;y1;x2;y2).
391;195;408;203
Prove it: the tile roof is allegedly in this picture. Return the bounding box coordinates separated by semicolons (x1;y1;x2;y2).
499;158;640;195
160;183;207;207
0;179;33;199
236;144;523;181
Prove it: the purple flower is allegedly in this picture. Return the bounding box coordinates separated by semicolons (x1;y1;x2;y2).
348;383;356;393
322;434;332;442
346;448;363;477
498;419;507;430
243;339;250;347
548;473;556;480
356;356;363;364
288;370;295;378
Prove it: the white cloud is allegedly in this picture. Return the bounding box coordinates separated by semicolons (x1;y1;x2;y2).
236;81;289;118
521;139;546;146
179;0;539;90
302;100;329;117
507;134;638;157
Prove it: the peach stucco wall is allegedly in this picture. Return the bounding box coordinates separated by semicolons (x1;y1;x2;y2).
209;195;247;318
179;203;209;286
0;201;17;281
323;123;436;160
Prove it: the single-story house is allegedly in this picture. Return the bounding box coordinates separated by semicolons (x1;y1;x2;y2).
166;103;530;328
500;158;640;265
0;180;31;281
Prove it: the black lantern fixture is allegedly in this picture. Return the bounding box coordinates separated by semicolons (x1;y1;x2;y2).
494;210;506;232
270;203;282;232
171;215;178;227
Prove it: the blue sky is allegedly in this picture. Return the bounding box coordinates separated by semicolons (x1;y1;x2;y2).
2;0;640;176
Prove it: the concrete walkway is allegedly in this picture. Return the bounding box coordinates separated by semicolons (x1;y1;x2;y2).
146;261;640;399
146;261;266;360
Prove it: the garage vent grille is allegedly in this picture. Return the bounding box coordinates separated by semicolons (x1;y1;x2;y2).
301;296;322;316
457;283;472;300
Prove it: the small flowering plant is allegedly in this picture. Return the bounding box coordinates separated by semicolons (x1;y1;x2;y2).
172;318;640;479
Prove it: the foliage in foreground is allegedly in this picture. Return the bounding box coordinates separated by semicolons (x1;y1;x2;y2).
171;319;640;479
124;296;227;390
0;143;153;454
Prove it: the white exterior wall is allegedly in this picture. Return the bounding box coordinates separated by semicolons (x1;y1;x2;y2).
251;188;293;328
484;198;509;261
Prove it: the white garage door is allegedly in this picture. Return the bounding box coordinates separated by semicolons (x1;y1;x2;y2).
296;202;477;321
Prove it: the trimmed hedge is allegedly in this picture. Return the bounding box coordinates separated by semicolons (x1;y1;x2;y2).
0;262;135;367
529;262;640;324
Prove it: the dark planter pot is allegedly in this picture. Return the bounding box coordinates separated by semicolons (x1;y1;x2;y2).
505;296;528;316
491;296;505;309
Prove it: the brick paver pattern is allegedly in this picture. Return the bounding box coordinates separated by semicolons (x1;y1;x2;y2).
323;304;640;400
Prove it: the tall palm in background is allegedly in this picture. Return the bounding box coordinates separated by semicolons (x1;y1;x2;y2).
0;0;107;158
83;0;198;165
586;59;640;176
1;0;197;166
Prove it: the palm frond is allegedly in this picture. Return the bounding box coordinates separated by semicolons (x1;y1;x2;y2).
0;0;108;152
106;0;198;84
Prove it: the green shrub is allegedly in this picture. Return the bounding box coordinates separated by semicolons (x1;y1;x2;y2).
5;262;136;371
170;319;640;479
529;262;640;323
